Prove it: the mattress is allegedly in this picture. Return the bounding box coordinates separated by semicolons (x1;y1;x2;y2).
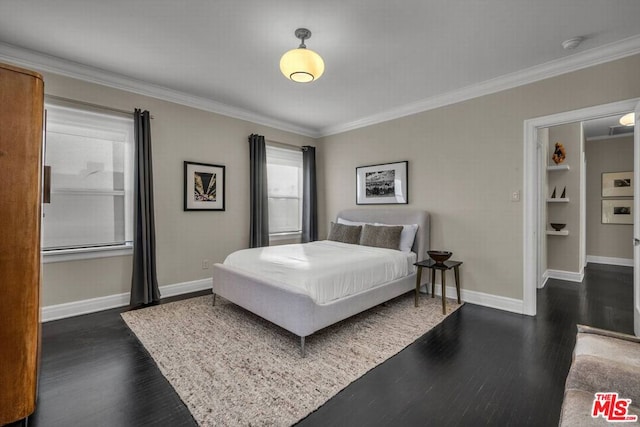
223;240;417;304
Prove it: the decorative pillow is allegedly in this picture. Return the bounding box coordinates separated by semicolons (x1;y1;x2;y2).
327;222;362;245
360;224;403;250
375;223;419;252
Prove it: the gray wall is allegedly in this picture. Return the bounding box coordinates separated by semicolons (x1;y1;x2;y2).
546;122;582;273
40;53;640;307
41;72;315;306
318;54;640;301
585;135;634;260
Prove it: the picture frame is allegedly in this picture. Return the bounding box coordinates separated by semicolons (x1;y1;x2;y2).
602;171;633;197
184;161;226;211
356;161;408;205
602;199;633;224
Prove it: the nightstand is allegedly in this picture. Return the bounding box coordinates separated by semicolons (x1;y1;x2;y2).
414;259;462;314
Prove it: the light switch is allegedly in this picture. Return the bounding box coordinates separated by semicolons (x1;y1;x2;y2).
511;191;520;202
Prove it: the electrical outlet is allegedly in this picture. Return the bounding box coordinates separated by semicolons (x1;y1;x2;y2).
511;190;520;202
202;259;210;270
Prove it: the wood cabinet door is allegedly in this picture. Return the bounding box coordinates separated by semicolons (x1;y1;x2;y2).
0;62;44;425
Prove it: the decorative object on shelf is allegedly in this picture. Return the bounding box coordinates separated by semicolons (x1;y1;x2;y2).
356;161;408;205
280;28;325;83
550;223;566;231
602;171;633;197
551;187;556;198
602;199;633;224
552;142;566;164
184;161;226;211
427;250;452;265
560;187;566;198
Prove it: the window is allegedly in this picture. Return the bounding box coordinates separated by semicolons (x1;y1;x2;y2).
266;144;303;235
42;101;134;258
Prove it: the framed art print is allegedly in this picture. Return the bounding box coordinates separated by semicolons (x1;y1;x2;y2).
356;161;408;205
602;171;633;197
184;161;225;211
602;199;633;224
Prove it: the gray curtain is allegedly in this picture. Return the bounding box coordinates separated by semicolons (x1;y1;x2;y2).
302;146;318;243
130;109;160;306
249;134;269;247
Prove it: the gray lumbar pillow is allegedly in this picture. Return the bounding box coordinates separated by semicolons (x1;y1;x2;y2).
327;222;362;244
360;224;403;250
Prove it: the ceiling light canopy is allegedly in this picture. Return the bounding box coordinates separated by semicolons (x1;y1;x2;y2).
619;112;635;127
280;28;324;83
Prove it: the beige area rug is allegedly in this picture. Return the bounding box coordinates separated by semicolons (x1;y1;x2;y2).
121;292;461;426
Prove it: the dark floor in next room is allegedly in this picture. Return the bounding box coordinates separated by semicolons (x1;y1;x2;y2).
20;263;634;427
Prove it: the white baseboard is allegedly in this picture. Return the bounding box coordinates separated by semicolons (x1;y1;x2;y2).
43;277;527;321
41;278;213;322
586;255;633;267
545;269;585;283
430;284;524;315
539;270;550;289
158;278;213;298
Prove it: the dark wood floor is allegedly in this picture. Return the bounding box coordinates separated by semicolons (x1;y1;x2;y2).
17;263;633;427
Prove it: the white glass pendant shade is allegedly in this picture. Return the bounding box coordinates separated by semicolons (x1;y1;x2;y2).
619;112;635;127
280;47;325;83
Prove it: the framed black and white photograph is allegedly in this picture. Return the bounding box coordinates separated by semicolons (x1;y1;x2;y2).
602;199;633;224
356;161;408;205
602;171;633;197
184;161;225;211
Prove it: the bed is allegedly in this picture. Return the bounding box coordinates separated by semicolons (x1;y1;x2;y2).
212;208;430;356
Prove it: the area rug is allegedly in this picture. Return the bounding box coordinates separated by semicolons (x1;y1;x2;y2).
121;292;461;426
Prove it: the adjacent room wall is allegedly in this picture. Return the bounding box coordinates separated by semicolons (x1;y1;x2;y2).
546;122;582;274
41;72;315;307
585;135;634;261
317;54;640;303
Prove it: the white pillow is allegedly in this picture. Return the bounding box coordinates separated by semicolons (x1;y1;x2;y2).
337;217;368;227
337;218;418;252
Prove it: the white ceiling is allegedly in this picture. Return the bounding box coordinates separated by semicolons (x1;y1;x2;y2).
583;115;634;139
1;0;639;137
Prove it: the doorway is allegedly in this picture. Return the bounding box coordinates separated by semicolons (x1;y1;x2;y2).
523;99;640;334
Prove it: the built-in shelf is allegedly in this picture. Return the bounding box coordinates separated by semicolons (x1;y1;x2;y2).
547;164;570;171
546;230;569;236
547;198;570;203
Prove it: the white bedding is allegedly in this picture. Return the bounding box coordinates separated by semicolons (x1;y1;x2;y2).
223;240;417;304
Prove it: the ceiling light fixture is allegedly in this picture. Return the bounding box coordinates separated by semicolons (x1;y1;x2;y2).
280;28;324;83
619;112;635;127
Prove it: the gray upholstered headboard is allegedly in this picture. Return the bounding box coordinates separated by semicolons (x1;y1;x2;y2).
336;208;430;259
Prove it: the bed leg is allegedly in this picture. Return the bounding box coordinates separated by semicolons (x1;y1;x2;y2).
300;336;306;358
212;293;216;306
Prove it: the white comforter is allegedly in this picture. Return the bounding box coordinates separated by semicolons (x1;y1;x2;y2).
223;240;416;304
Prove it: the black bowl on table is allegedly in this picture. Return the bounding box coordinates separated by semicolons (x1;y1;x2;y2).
550;223;566;231
427;250;452;265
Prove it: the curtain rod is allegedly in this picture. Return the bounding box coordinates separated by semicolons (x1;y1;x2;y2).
266;139;313;151
45;95;154;119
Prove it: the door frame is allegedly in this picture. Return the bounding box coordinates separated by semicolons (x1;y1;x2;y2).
634;101;640;336
523;98;640;316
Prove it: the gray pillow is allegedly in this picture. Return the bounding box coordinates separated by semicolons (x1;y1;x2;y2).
327;222;362;244
360;224;403;250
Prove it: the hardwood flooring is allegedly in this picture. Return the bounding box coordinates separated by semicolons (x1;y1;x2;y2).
16;264;633;427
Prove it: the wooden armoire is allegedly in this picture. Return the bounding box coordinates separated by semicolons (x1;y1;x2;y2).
0;63;44;425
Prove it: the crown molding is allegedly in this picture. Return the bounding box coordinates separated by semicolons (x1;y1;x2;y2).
319;34;640;137
2;34;639;140
0;42;321;138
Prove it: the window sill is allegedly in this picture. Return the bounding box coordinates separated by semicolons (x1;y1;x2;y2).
42;243;133;264
269;231;302;243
